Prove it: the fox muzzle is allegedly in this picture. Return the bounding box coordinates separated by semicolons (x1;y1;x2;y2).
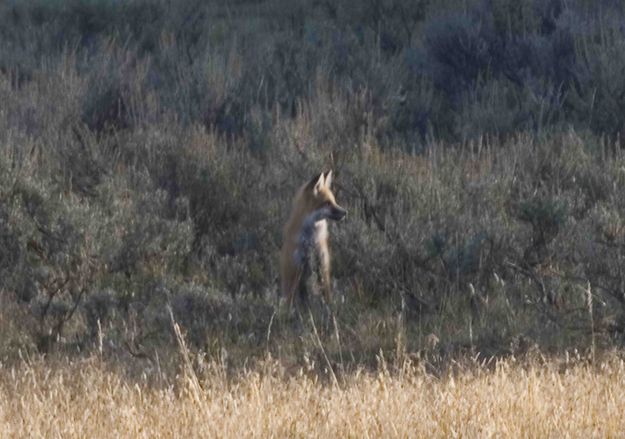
331;206;347;221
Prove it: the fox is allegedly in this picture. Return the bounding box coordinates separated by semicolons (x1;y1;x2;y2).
280;171;347;309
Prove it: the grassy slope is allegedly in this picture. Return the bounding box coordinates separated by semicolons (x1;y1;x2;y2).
1;356;624;437
2;3;625;436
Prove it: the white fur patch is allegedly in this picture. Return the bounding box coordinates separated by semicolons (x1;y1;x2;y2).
293;207;331;266
314;219;328;245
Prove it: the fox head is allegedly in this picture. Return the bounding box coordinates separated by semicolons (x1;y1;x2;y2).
302;170;347;221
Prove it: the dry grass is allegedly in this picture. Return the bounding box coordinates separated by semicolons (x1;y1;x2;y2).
1;356;623;438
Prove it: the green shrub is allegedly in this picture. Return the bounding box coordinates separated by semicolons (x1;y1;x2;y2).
3;0;625;367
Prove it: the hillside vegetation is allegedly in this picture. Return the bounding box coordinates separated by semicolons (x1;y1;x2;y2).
2;0;625;374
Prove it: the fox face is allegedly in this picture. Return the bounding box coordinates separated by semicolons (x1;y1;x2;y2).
304;171;347;221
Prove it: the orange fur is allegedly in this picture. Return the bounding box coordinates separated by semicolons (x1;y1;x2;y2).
280;171;346;308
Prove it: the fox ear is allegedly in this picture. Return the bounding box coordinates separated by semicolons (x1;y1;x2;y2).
324;170;333;188
307;173;325;194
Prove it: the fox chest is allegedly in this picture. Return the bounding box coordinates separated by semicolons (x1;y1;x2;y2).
314;219;328;245
293;218;328;267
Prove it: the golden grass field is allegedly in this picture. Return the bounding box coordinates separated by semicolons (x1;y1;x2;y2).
1;355;623;438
